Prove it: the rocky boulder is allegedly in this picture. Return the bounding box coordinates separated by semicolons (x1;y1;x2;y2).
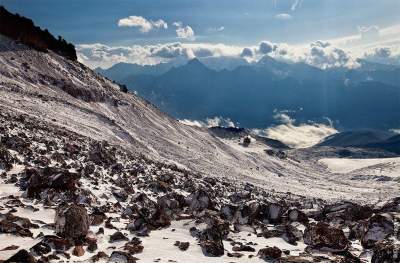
371;242;400;263
303;222;348;252
0;144;14;171
361;214;394;248
55;204;90;241
258;246;282;260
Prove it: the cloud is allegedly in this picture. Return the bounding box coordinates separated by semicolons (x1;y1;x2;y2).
275;13;292;20
291;0;303;11
358;25;380;41
77;42;243;69
179;117;236;128
362;46;400;65
207;26;225;33
262;112;337;148
173;21;195;40
118;16;167;33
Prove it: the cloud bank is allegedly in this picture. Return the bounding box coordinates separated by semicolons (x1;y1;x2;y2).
77;34;400;69
262;113;337;148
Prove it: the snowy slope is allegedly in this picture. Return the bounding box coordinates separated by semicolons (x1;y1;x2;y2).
0;34;398;202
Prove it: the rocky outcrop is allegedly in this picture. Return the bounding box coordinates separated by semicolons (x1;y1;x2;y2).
0;6;77;60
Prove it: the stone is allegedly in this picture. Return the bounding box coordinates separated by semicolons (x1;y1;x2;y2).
303;222;348;252
72;245;85;257
5;249;37;263
258;246;282;260
361;214;394;249
55;204;90;240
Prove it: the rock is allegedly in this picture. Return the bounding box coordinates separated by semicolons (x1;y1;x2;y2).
0;144;14;171
323;202;373;222
174;241;189;251
199;239;224;257
92;251;108;262
282;224;303;245
55;204;90;240
361;214;394;248
40;235;73;251
124;238;144;254
109;231;129;243
303;222;348;252
5;249;37;263
30;241;51;256
288;209;309;225
258;246;282;260
0;245;19;251
232;244;255;252
267;202;287;223
87;141;116;166
90;210;107;225
109;251;137;263
227;252;244;258
0;214;38;237
199;219;226;257
186;189;213;213
371;242;400;263
72;245;85;257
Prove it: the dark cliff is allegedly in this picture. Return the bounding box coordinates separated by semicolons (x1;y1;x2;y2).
0;6;77;60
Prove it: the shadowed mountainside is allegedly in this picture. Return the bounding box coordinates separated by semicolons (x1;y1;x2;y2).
0;6;76;60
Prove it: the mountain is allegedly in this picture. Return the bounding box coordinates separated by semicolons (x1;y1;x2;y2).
116;57;400;130
318;130;395;147
1;7;400;263
0;6;76;60
95;62;175;82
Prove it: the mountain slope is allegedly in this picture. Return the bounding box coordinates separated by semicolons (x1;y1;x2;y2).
2;33;400;201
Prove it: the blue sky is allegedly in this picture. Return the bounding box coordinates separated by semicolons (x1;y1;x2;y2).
4;0;400;45
4;0;400;68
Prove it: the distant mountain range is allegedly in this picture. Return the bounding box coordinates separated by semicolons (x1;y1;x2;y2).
96;56;400;130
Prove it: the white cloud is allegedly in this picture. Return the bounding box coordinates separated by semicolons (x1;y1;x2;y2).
207;26;225;33
118;16;168;33
275;13;292;20
363;46;400;65
179;117;236;128
291;0;303;11
358;25;380;42
77;42;243;69
263;113;337;148
173;22;195;40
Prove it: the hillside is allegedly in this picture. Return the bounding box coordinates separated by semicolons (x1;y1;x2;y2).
0;7;400;262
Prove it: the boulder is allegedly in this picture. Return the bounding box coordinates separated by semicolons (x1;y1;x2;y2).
55;204;90;240
288;209;309;225
371;242;400;263
258;246;282;260
109;251;137;263
0;144;14;171
361;214;394;248
303;222;348;252
5;249;37;263
109;231;129;243
174;241;190;251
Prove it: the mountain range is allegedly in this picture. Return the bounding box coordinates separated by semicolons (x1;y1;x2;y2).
96;56;400;130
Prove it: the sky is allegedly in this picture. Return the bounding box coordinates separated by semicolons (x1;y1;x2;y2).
3;0;400;68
